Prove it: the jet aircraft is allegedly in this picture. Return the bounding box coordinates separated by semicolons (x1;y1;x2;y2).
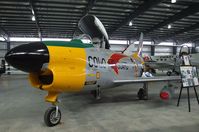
5;15;180;127
143;46;199;76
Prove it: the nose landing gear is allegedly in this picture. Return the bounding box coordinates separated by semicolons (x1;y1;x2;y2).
90;86;101;100
44;106;61;127
44;92;62;127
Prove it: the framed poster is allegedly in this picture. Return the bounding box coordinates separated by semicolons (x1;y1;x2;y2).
192;66;199;86
180;66;199;87
183;55;190;65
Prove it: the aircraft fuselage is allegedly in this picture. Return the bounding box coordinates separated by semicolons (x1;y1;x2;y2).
6;39;143;102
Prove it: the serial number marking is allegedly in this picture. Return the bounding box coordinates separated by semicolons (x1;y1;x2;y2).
88;56;106;68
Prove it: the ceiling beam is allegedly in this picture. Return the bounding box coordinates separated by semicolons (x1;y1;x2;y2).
82;0;97;15
157;22;199;41
29;0;42;41
184;34;199;43
0;26;10;41
108;0;163;35
145;3;199;34
174;23;199;35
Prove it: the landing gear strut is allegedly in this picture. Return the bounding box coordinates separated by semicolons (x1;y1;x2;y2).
137;82;148;100
91;86;101;100
44;105;61;127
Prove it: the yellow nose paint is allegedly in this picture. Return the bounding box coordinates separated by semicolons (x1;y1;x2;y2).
45;46;86;92
29;46;87;93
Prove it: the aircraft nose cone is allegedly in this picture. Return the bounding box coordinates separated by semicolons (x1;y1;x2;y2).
5;42;49;72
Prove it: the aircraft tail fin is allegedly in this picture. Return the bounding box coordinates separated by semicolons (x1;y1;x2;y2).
123;33;144;64
136;32;144;57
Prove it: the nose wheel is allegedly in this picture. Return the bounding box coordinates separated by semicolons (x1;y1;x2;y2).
44;106;61;127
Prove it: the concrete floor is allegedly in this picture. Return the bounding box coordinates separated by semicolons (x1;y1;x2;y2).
0;75;199;132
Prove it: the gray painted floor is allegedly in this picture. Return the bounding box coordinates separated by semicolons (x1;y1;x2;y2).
0;75;199;132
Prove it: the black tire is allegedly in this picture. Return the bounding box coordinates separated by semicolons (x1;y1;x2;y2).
90;90;97;98
167;71;172;76
137;88;145;100
44;107;61;127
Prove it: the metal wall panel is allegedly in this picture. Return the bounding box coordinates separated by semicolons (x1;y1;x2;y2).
10;41;28;48
110;44;151;56
0;42;6;49
110;44;127;52
0;41;7;59
155;46;173;56
195;47;199;53
0;50;6;57
1;41;28;75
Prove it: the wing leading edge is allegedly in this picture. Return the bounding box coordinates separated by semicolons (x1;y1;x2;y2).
113;76;181;84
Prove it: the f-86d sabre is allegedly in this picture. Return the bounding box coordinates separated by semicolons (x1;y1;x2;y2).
5;15;179;127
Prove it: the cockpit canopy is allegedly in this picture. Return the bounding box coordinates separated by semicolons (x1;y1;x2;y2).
77;15;110;49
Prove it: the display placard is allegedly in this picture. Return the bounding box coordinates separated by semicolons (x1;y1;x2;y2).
180;66;199;87
182;55;191;66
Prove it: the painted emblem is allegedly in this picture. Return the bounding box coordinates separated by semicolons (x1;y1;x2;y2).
107;53;128;74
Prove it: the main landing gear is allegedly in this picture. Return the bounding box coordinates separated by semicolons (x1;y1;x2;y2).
137;83;148;100
137;88;146;100
44;105;61;127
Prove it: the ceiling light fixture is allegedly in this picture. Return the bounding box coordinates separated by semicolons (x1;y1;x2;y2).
168;24;171;29
171;0;176;3
129;21;133;26
32;15;35;21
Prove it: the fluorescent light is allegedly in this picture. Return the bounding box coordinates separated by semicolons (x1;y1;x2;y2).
171;0;176;3
134;41;152;45
0;37;5;41
168;24;171;29
42;38;71;41
129;21;133;26
109;40;127;44
10;37;72;42
32;15;35;21
10;37;40;42
158;42;174;46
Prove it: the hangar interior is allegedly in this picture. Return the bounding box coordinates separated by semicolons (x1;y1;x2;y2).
1;0;199;131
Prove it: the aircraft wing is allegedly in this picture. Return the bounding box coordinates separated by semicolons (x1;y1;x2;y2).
113;76;181;84
145;61;174;70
